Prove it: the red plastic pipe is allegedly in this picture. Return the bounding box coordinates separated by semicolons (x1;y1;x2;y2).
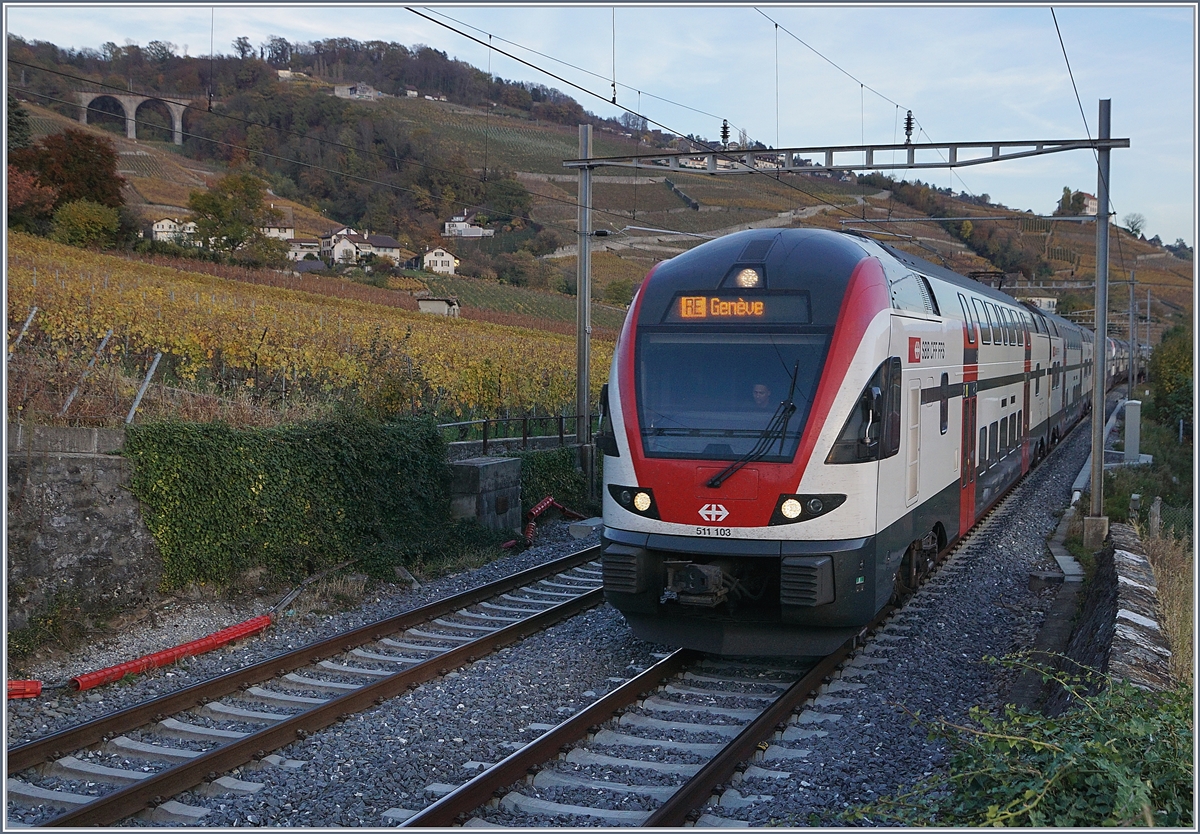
69;614;273;692
8;680;43;699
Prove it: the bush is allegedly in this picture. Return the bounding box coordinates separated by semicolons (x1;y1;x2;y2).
124;416;454;588
50;199;120;248
509;446;597;516
846;660;1194;827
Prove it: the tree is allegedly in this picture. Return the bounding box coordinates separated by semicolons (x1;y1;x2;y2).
263;35;291;66
50;199;120;248
1123;212;1146;237
9;128;125;210
7;93;31;151
145;40;177;64
187;171;286;261
484;176;532;223
7;164;57;231
232;36;254;59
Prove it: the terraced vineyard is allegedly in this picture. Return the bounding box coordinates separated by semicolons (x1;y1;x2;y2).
420;274;628;332
6;233;613;419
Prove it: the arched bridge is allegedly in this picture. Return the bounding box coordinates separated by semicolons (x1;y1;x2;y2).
78;91;193;145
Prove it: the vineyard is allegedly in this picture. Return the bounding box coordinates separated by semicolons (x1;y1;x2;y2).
6;233;614;427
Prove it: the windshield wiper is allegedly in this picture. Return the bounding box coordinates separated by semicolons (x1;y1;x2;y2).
706;361;800;488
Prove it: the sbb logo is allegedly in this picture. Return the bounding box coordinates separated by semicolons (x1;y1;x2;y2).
909;336;922;363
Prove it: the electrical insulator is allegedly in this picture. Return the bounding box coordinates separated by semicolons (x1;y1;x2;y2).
904;110;914;144
720;119;730;148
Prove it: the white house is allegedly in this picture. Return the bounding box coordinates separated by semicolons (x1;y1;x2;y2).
261;205;296;240
320;227;404;265
423;247;459;275
287;238;322;261
334;82;383;100
149;217;200;245
442;211;494;238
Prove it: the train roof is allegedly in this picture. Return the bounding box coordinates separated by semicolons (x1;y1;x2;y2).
853;233;1090;337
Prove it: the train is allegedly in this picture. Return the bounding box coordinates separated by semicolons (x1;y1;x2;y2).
595;226;1115;655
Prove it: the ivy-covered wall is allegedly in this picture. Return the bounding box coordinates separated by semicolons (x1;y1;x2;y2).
124;418;452;589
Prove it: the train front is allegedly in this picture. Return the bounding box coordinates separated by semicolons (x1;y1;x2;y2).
597;228;894;655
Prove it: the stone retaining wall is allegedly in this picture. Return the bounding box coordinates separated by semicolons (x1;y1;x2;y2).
6;426;162;633
1044;522;1173;714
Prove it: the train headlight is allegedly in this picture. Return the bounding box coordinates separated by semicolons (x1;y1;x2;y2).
734;267;762;288
769;493;846;525
608;485;660;519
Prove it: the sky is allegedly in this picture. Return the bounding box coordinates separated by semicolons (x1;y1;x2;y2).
4;2;1197;247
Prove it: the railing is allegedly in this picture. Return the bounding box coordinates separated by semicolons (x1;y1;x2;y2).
438;414;600;455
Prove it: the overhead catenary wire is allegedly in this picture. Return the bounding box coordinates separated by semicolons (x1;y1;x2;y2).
406;8;933;241
419;6;745;137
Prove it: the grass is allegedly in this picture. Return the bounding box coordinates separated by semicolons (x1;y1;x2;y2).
1138;526;1193;683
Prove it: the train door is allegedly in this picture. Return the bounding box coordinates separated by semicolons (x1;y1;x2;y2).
906;379;921;506
958;292;979;536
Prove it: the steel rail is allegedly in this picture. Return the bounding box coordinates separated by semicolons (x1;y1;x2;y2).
40;587;605;827
9;546;600;774
400;648;699;827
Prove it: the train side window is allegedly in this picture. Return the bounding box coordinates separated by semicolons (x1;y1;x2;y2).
979;425;988;472
1052;361;1060;389
990;420;1000;461
939;372;949;434
958;293;975;344
1015;411;1022;441
1035;363;1041;395
973;299;991;344
1001;306;1013;345
1000;415;1009;453
989;303;1006;345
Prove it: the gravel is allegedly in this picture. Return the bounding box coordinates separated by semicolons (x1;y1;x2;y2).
6;417;1092;827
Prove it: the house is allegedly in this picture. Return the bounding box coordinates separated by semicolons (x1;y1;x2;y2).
404;87;419;98
423;247;459;275
442;211;494;238
287;237;321;261
1077;192;1099;216
334;82;383;100
418;297;461;317
1018;296;1058;313
148;217;200;245
319;227;404;265
261;204;295;240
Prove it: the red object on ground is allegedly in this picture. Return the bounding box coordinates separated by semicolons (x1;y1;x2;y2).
7;680;43;699
69;614;273;692
523;496;587;544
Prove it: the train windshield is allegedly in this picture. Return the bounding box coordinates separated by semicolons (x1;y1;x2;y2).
635;331;829;461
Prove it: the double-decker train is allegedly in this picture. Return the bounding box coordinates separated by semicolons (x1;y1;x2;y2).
596;227;1102;655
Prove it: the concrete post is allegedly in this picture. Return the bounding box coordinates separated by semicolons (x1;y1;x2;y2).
1124;400;1141;462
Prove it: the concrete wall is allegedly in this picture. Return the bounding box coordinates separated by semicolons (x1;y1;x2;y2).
6;426;162;632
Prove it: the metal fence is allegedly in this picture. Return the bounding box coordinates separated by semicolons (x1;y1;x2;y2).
438;414;599;455
1149;498;1193;545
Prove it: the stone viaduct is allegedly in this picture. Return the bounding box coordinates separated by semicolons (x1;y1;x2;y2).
77;91;193;145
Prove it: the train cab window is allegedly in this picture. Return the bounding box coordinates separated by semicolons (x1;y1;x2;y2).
1052;361;1060;389
973;299;991;344
917;276;940;315
990;420;1000;461
890;273;934;315
957;293;975;344
939;372;949;434
978;425;988;472
827;357;903;464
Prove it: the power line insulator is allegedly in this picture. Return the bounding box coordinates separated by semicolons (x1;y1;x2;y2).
720;119;730;148
904;110;914;144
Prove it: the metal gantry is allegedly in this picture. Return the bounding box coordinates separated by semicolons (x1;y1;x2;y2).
566;100;1127;527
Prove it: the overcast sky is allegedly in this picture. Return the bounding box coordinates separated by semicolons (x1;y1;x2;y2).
5;3;1197;246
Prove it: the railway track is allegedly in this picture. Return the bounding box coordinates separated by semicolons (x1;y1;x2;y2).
7;404;1104;828
6;548;606;827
